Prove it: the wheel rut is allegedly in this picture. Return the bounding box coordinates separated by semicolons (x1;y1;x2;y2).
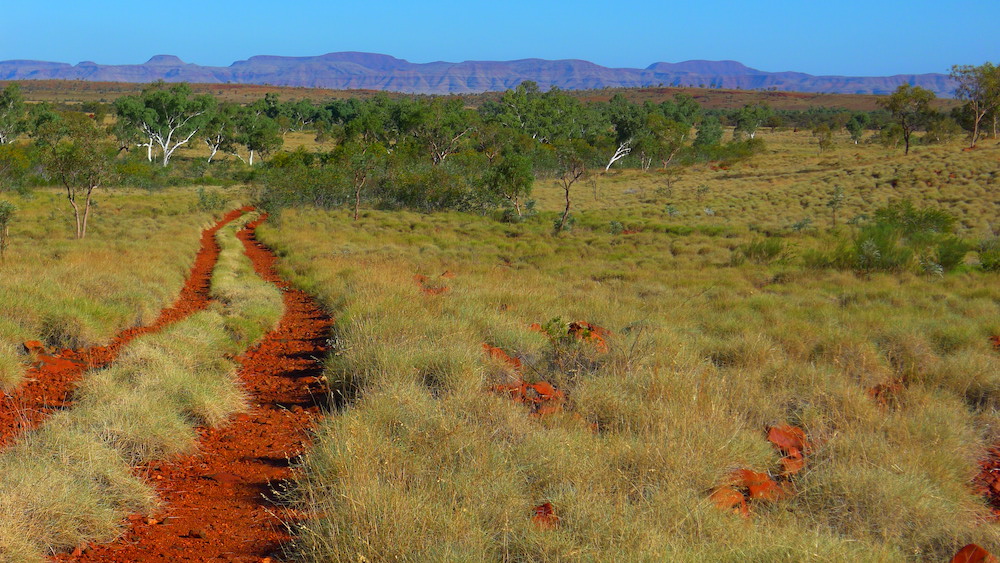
55;213;331;562
0;207;251;450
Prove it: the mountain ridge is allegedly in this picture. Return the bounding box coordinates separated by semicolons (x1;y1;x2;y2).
0;52;958;96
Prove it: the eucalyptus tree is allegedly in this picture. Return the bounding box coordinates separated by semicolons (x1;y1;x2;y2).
408;97;474;165
634;113;689;170
845;113;870;144
485;81;595;145
694;117;724;148
733;103;773;140
234;104;282;165
37;113;118;239
0;83;27;145
603;93;644;170
113;81;216;166
553;139;592;234
659;93;702;126
482;151;533;217
877;84;935;155
203;102;240;163
334;139;387;220
950;62;1000;147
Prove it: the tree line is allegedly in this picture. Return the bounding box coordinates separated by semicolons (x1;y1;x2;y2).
0;60;996;239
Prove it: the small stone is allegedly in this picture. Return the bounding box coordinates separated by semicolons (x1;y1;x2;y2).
145;517;159;525
188;528;208;539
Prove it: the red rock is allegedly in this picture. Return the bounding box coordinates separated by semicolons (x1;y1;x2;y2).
766;425;809;455
779;454;806;476
531;503;560;529
730;469;787;502
951;544;998;563
22;340;44;354
709;486;749;516
482;343;522;370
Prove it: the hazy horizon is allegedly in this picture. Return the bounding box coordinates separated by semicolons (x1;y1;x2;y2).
3;0;997;78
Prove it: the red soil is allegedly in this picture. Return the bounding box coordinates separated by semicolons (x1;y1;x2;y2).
54;214;331;562
0;207;249;450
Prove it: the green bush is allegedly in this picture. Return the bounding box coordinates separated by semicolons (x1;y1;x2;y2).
979;237;1000;272
807;201;969;275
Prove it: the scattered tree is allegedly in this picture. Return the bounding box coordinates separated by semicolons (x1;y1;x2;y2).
38;113;118;239
604;94;643;170
482;151;533;216
335;140;387;220
877;84;935;155
845;113;869;144
827;185;845;228
203;103;239;163
813;124;833;152
553;140;589;234
950;62;1000;147
734;103;773;140
234;105;282;165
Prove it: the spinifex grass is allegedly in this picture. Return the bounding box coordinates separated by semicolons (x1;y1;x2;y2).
0;186;240;388
0;211;283;561
260;132;1000;561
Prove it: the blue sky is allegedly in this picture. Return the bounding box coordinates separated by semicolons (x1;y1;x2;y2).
2;0;996;76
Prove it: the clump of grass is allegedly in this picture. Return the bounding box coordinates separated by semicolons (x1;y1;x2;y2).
730;237;788;265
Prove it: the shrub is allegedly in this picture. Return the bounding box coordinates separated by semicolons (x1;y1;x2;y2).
933;236;971;272
194;187;227;212
854;223;913;274
979;237;1000;272
732;237;788;265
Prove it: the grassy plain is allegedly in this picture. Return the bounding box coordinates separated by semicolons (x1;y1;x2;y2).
256;130;1000;561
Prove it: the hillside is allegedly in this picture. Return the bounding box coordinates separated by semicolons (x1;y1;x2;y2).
0;52;958;96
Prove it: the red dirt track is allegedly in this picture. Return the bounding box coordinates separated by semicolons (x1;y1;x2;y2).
54;214;331;561
0;207;250;450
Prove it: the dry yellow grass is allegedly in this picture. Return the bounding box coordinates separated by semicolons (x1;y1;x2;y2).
259;132;1000;561
0;186;240;388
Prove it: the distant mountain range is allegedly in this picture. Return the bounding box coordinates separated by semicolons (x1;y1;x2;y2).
0;52;958;97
